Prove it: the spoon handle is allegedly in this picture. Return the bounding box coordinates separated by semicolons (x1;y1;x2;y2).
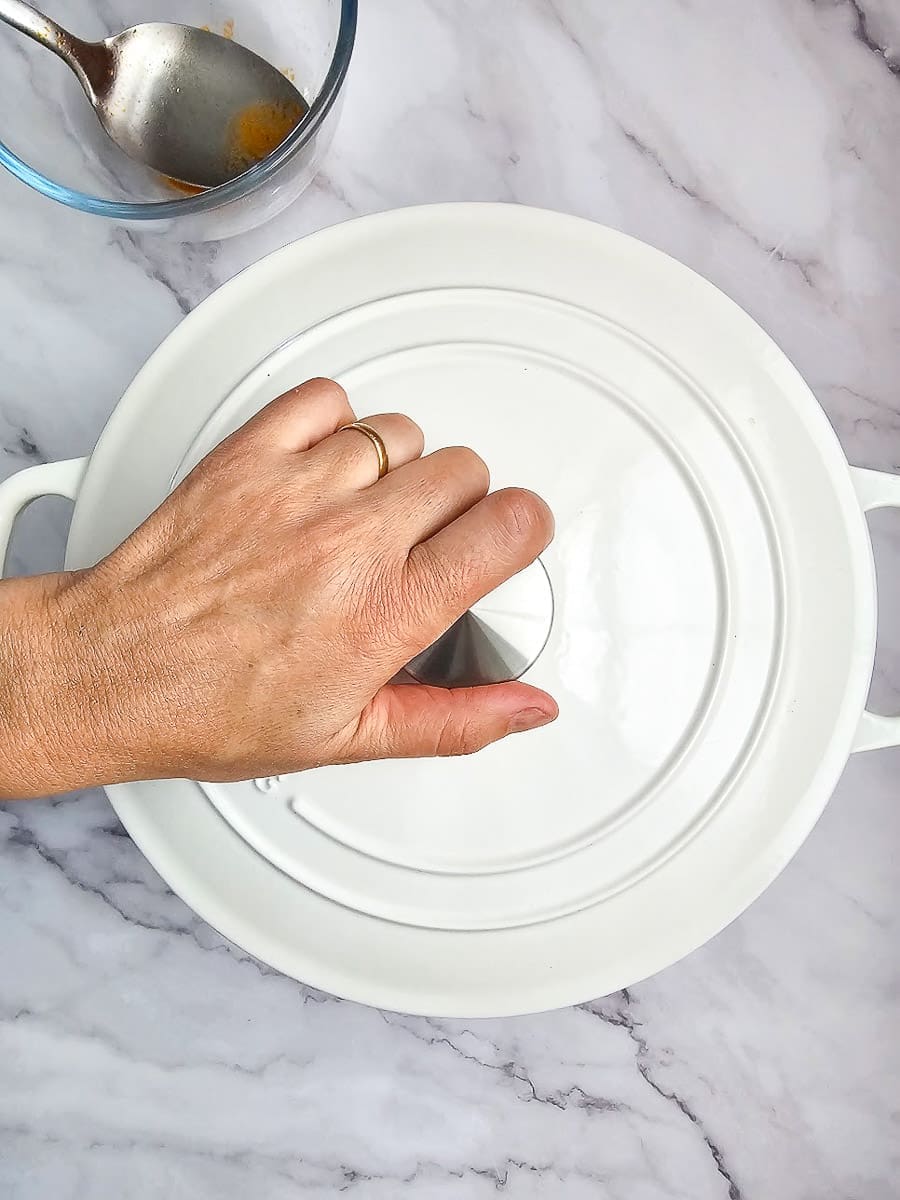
0;0;73;48
0;0;105;95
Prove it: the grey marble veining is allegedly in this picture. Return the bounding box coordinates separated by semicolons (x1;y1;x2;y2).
1;1;898;1196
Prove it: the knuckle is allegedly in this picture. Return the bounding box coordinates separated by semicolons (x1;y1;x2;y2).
403;545;461;617
398;414;426;453
310;517;408;646
229;377;352;451
298;377;352;423
430;446;490;492
491;488;554;550
364;559;410;634
375;412;424;444
304;376;348;405
436;715;485;758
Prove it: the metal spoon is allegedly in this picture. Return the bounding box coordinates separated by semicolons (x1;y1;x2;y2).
0;0;308;188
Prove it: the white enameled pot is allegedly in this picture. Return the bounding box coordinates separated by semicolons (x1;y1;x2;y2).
2;205;898;1016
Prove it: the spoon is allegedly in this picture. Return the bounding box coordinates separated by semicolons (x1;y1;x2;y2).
0;0;308;188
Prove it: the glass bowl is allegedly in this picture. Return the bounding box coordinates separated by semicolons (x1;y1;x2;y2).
0;0;356;239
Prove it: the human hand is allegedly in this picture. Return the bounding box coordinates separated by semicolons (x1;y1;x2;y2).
2;379;556;796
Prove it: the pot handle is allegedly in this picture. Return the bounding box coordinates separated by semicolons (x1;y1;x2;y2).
0;457;88;576
851;466;900;752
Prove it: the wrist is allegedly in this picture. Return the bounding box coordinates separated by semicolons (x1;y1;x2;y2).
0;572;132;797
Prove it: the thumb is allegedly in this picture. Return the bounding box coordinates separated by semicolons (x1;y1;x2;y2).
343;681;558;762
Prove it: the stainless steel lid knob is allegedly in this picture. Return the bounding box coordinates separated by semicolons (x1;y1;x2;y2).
406;558;554;688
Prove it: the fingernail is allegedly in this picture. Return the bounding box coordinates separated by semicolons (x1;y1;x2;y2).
507;707;556;734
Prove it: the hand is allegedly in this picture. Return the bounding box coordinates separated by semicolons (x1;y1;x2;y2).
1;379;556;797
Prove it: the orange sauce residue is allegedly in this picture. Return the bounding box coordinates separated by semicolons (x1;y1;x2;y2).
159;20;305;193
227;97;306;174
163;176;206;196
199;20;232;37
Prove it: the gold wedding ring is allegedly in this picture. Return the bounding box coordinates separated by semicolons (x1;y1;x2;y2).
338;421;390;479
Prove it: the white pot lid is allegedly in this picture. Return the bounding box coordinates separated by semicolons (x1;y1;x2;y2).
65;204;882;1015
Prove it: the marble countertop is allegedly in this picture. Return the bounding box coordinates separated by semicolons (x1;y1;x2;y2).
1;1;898;1196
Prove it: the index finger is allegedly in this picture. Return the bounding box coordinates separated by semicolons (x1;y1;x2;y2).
402;487;554;649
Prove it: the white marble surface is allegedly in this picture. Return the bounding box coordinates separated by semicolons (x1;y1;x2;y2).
1;1;899;1196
